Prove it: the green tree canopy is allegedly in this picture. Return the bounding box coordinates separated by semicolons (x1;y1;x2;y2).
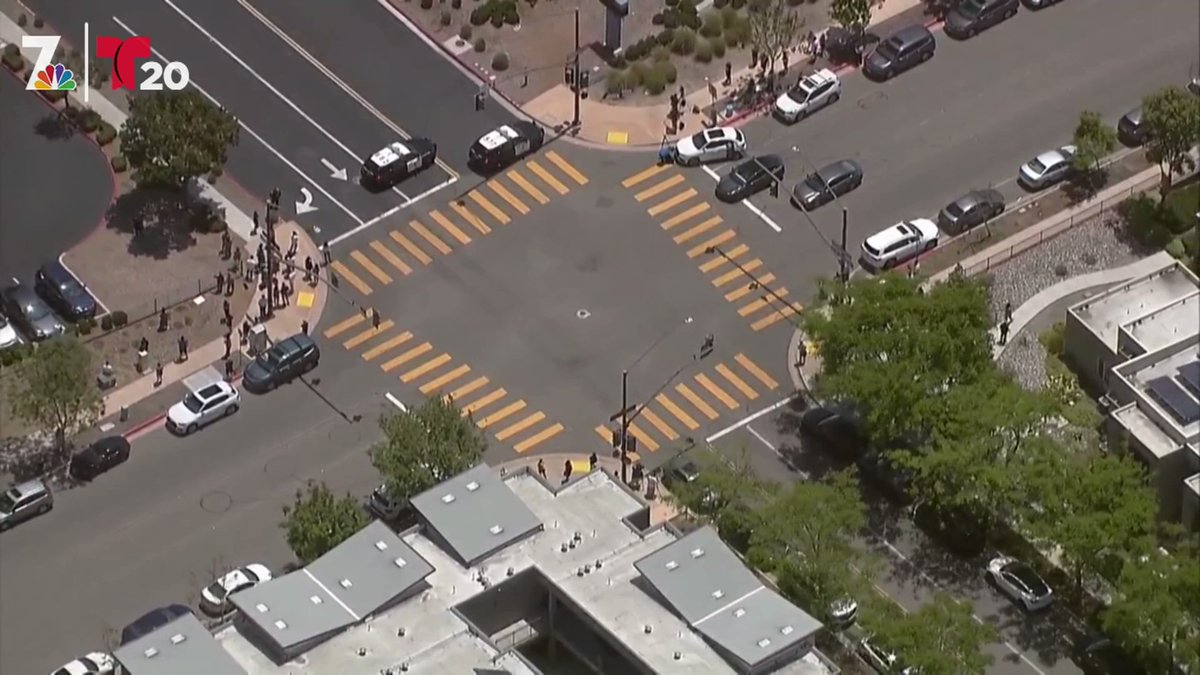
748;0;804;71
1103;540;1200;673
280;481;369;564
12;336;103;457
862;593;996;675
665;446;775;553
369;396;487;505
1071;110;1117;177
119;90;239;189
829;0;872;36
1142;85;1200;198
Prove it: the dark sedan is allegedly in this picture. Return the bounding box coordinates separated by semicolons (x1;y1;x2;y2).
243;333;319;392
1117;107;1149;146
35;259;97;321
1;281;65;341
938;188;1005;233
800;406;866;458
69;436;131;481
715;155;785;202
944;0;1019;39
120;604;193;645
791;159;863;210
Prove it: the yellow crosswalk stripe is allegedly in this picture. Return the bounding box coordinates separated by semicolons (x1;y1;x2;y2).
330;261;372;295
676;383;719;420
688;230;736;258
496;411;546;441
419;364;471;394
700;244;748;272
647;188;698;216
445;376;489;403
478;400;527;428
343;320;395;349
735;353;779;389
695;374;738;410
526;160;569;195
661;203;710;230
712;259;763;287
655;393;699;430
514;423;564;453
595;425;614;445
350;250;392;285
362;331;413;361
622;164;670;188
461;388;507;416
545;151;588;185
400;353;452;383
635;174;685;202
410;220;453;255
390;231;433;265
429;209;472;244
450;201;490;235
674;216;722;244
640;408;679;441
752;303;801;331
468;191;510;225
369;241;411;276
726;273;774;301
488;181;529;214
717;363;759;400
739;288;789;316
507;170;550;204
381;342;433;372
323;313;365;339
626;422;660;451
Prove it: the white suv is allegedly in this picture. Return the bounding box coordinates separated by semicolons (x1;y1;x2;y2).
773;69;841;123
167;379;241;435
861;219;940;271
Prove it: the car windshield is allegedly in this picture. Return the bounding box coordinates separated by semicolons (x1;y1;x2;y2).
1009;564;1049;595
0;493;15;513
182;393;205;413
23;301;49;320
875;40;900;60
804;174;826;192
260;350;283;370
945;201;966;218
732;163;758;182
243;568;261;583
958;0;987;17
1028;158;1047;174
0;315;8;328
688;132;708;149
209;581;230;601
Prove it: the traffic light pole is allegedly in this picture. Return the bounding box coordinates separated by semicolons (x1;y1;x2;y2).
620;369;629;483
572;7;581;128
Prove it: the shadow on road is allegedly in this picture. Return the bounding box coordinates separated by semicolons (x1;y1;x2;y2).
32;112;77;141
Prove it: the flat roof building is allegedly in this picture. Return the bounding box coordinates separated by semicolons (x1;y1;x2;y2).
114;613;247;675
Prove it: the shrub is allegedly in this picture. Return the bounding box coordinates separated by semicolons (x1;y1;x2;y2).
627;61;650;87
605;69;627;96
473;37;486;52
95;121;117;146
700;10;723;37
63;105;80;120
490;12;503;27
605;52;626;69
651;11;665;25
1165;237;1187;261
459;24;473;39
656;29;675;46
502;2;519;24
709;35;726;57
469;5;489;24
652;46;671;62
111;310;129;328
78;109;101;133
1181;227;1199;257
1038;322;1066;356
1123;194;1176;248
682;12;702;30
679;0;697;12
420;0;434;9
75;318;94;336
662;10;679;29
665;0;680;6
642;65;667;95
655;60;677;85
720;5;739;28
731;0;746;9
40;89;66;103
693;39;713;63
787;0;804;6
713;0;728;7
492;51;510;71
100;314;114;331
440;9;452;25
33;15;44;28
16;13;26;27
111;155;128;173
0;343;34;366
2;44;22;71
671;28;696;55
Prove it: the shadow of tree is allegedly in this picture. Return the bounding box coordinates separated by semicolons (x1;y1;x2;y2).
104;185;216;260
32;112;77;141
0;434;71;485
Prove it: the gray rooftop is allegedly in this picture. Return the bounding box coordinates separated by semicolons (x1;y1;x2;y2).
1071;258;1199;348
114;613;247;675
229;569;355;650
694;587;823;669
634;527;762;624
409;463;543;565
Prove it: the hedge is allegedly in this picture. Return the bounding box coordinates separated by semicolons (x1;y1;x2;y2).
95;122;117;146
78;109;101;133
111;155;128;173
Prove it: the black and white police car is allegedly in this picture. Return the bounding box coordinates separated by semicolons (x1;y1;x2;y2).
360;138;437;189
467;121;545;171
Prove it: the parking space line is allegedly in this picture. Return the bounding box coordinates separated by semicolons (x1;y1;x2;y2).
389;231;433;265
622;164;671;188
478;400;527;428
688;230;736;258
428;210;472;245
635;174;685;202
419;364;471;394
496;412;546;441
676;383;719;420
716;364;758;400
487;182;529;214
323;313;366;338
409;221;453;254
726;273;773;301
381;342;432;372
369;241;412;276
330;260;373;295
514;423;564;453
468;191;510;224
695;374;738;410
627;423;660;451
661;203;711;230
343;320;394;349
350;250;393;285
362;331;413;360
734;354;778;389
507;170;550;205
739;289;788;316
640;408;680;440
751;304;800;331
445;376;488;403
545;151;588;185
713;259;762;287
674;216;723;244
526;161;569;195
450;201;491;234
647;189;698;216
399;353;452;383
462;388;507;416
655;393;699;430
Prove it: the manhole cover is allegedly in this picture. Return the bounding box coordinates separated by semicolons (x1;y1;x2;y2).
200;491;233;513
577;309;591;319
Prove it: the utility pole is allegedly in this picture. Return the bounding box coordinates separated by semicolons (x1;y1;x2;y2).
572;7;581;128
839;207;849;283
620;369;629;483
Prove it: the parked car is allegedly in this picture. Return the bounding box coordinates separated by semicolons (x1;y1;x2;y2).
69;436;132;481
0;479;53;531
35;259;97;321
863;24;936;80
915;501;988;556
51;652;115;675
166;380;240;435
1021;0;1065;8
361;137;438;190
1117;107;1149;145
938;189;1005;234
242;333;320;392
674;127;748;166
987;556;1054;610
791;159;863;210
860;218;939;271
1018;145;1076;190
857;450;914;504
1;280;65;341
0;311;19;350
799;405;866;458
773;68;841;123
715;155;785;202
367;483;409;521
467;121;544;171
858;636;917;674
200;564;273;615
120;605;193;645
1071;630;1147;675
944;0;1019;39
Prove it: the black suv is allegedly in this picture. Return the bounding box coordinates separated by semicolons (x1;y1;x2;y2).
863;24;936;80
242;333;319;392
945;0;1019;39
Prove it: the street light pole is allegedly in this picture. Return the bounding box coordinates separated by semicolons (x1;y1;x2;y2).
620;369;629;482
572;7;581;128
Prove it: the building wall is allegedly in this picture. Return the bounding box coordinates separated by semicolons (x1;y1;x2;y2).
1107;418;1188;521
1063;311;1114;392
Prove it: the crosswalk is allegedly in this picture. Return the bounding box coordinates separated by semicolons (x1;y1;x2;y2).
593;352;780;454
330;151;588;297
621;165;803;332
324;311;566;455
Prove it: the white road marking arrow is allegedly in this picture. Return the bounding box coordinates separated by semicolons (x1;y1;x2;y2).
295;187;319;215
321;158;348;181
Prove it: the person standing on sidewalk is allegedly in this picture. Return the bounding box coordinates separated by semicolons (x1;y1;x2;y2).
223;299;232;327
177;335;189;362
223;332;232;360
537;458;546;479
796;341;808;368
301;319;309;336
321;241;333;265
258;295;268;322
155;361;164;387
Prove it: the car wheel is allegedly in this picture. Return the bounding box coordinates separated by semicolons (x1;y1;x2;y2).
36;503;50;515
185;423;198;434
1006;7;1017;17
830;92;840;104
685;156;701;167
927;239;938;251
226;404;239;416
0;520;10;532
921;51;932;62
731;149;744;160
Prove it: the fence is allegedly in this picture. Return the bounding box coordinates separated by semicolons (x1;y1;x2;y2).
80;278;217;345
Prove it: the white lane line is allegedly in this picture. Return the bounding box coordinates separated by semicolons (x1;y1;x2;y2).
57;253;110;316
332;176;459;245
385;392;408;412
112;16;365;227
706;394;796;443
746;425;776;451
700;166;782;233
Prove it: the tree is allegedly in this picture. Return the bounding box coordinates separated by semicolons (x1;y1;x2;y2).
1103;542;1200;673
280;481;369;564
865;593;996;675
369;396;487;505
748;0;804;72
1071;110;1117;186
1142;85;1200;200
119;90;239;189
665;446;774;553
829;0;871;45
11;336;103;461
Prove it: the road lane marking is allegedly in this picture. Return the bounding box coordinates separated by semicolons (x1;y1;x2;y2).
409;221;453;254
716;364;758;400
738;288;789;316
369;241;412;276
461;388;507;415
429;210;472;244
487;181;529;214
381;342;432;372
635;174;685;202
726;273;774;301
699;243;748;272
343;320;395;349
751;303;800;331
445;376;488;403
747;425;777;451
330;260;372;295
514;423;564;453
647;189;698;216
467;191;510;224
688;230;736;258
676;383;719;420
713;259;763;287
695;374;738;410
735;354;778;389
626;423;659;451
640;408;679;440
496;412;546;441
706;394;795;443
385;392;408;411
323;313;365;338
526;160;569;195
478;400;527;428
655;393;699;430
419;364;471;394
400;353;452;383
661;203;710;230
701;165;781;233
389;231;433;265
449;201;490;235
545;151;587;185
507;170;549;204
622;164;671;188
674;216;722;244
112;17;366;227
594;425;614;445
362;331;413;360
351;250;393;284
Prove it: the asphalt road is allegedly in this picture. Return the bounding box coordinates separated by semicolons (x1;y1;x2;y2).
0;72;113;285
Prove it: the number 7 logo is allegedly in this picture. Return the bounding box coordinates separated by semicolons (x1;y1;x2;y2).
22;35;74;91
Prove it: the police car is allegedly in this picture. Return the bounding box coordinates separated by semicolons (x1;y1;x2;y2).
360;137;438;189
468;121;545;171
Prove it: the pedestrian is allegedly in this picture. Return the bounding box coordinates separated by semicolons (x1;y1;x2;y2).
562;459;573;485
258;295;268;322
251;210;259;237
321;240;332;265
589;452;598;470
288;231;299;259
818;31;826;58
280;277;292;307
536;458;546;479
215;272;225;296
138;336;149;354
154;361;164;387
314;262;323;286
223;299;232;326
157;307;169;332
232;246;243;273
257;243;266;269
224;358;235;381
177;334;189;361
300;318;309;336
272;279;282;308
223;332;232;359
797;341;808;367
724;61;732;86
1004;301;1013;323
372;308;381;330
999;319;1011;346
221;230;232;259
782;49;789;73
132;214;145;237
241;319;251;344
750;47;759;69
304;256;314;283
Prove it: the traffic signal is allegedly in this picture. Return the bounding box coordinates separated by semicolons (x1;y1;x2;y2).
769;179;779;198
564;64;575;87
268;188;282;207
578;70;590;99
626;434;638;455
611;428;620;448
474;90;486;111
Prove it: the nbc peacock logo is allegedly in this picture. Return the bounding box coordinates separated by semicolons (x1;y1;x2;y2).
32;63;76;91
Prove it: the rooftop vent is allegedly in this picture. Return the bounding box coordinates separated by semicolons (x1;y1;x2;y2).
757;638;772;648
711;590;724;600
733;608;746;618
393;557;407;568
274;620;288;630
780;625;794;636
441;493;456;504
665;560;679;571
375;540;389;551
466;481;480;491
339;578;353;589
310;595;323;605
489;524;504;535
169;634;186;645
255;603;269;613
690;548;705;559
143;648;159;658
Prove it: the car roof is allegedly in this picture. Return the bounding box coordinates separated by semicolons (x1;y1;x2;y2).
123;604;192;640
890;23;932;45
90;435;130;452
819;159;860;179
37;259;74;283
11;479;47;498
2;283;39;303
799;68;837;91
1035;150;1066;165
